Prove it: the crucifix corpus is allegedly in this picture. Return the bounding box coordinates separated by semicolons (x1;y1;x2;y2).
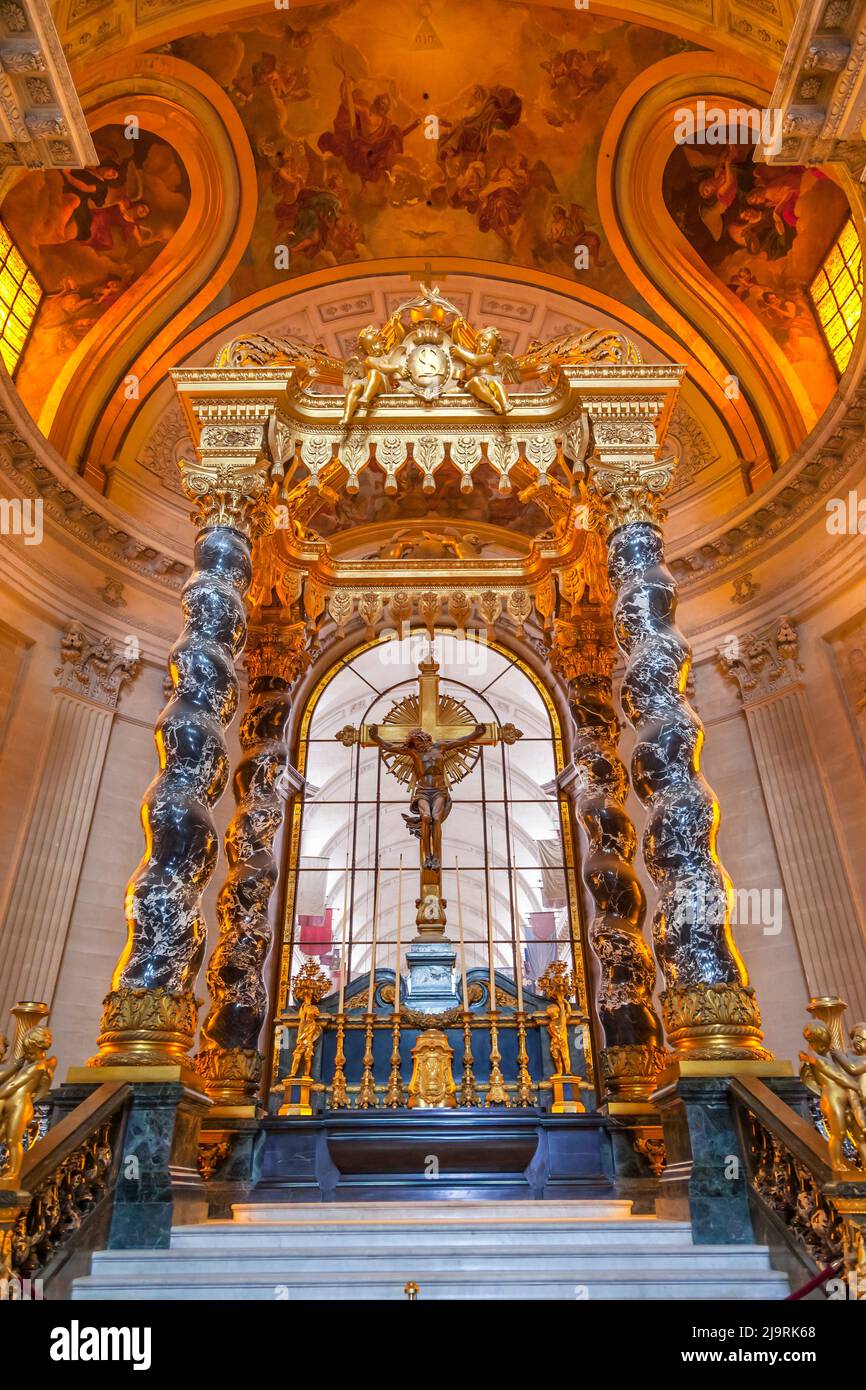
336;656;522;1009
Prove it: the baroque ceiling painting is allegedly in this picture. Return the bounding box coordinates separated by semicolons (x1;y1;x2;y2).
168;4;683;305
0;0;853;490
663;143;849;409
0;124;190;416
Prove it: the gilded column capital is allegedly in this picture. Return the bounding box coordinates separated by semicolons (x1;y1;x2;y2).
585;416;674;533
588;461;675;532
548;614;615;687
245;620;311;686
717;614;803;704
179;447;273;538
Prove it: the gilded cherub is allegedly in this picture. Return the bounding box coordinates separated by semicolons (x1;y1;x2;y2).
800;1022;866;1169
288;997;323;1080
341;323;404;425
545;1001;572;1076
450;323;513;415
0;1026;56;1187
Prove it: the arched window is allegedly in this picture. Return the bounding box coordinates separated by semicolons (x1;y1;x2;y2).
273;631;589;1065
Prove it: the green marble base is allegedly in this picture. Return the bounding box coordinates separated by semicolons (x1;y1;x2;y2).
53;1078;211;1249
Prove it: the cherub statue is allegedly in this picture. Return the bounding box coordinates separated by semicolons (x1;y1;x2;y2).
0;1026;56;1187
800;1022;866;1169
545;1002;572;1076
288;997;323;1080
538;961;575;1076
286;958;330;1080
341;323;404;425
450;323;513;415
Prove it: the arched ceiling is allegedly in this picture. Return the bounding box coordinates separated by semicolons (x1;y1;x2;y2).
0;0;861;566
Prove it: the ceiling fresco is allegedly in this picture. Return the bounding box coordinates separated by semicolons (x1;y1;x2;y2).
663;143;849;411
0;124;190;416
167;2;685;311
0;0;855;510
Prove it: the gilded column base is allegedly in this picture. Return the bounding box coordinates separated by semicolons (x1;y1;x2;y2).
194;1044;262;1105
661;983;773;1061
600;1044;667;1102
88;987;199;1069
279;1076;315;1116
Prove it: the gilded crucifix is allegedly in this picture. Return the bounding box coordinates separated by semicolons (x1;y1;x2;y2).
336;656;521;936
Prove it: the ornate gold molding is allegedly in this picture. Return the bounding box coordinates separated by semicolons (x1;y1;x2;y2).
661;982;772;1061
89;987;199;1069
245;620;310;686
179;454;273;537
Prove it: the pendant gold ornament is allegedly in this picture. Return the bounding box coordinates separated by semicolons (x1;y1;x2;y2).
407;1030;456;1109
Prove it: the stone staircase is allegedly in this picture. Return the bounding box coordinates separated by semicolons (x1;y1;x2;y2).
72;1200;791;1300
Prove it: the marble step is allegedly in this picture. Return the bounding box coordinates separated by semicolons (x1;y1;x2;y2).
73;1266;790;1301
87;1242;778;1277
232;1198;635;1224
171;1218;694;1251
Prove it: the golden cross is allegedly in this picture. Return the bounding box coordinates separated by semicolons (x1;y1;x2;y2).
355;657;499;748
408;261;448;286
335;657;521;937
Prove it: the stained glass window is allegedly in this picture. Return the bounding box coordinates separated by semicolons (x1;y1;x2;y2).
0;220;42;376
810;216;863;374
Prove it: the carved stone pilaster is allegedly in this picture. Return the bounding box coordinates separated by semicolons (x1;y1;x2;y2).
551;613;665;1101
0;624;137;1022
719;615;866;1017
591;458;771;1061
196;621;311;1105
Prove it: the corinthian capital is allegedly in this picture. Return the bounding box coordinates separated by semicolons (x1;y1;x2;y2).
717;614;802;703
179;452;273;536
588;461;674;532
245;620;311;686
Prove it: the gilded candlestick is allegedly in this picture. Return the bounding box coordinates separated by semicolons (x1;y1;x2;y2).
485;1016;510;1107
356;1014;377;1109
330;1013;349;1109
385;1015;404;1107
459;1012;479;1106
514;1012;535;1107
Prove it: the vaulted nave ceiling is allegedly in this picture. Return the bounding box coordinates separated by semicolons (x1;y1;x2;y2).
0;0;863;578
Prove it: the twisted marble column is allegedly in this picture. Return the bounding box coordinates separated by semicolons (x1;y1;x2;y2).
553;614;665;1100
599;481;769;1060
196;622;309;1104
91;430;273;1070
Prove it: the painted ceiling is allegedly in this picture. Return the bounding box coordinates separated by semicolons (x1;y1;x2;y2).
0;0;857;552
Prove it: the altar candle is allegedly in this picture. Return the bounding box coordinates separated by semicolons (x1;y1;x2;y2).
367;856;381;1014
485;870;497;1014
455;859;469;1014
337;845;350;1015
394;854;402;1015
513;850;524;1013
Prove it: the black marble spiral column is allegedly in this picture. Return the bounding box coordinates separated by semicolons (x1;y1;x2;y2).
603;508;769;1060
196;622;308;1104
88;425;275;1073
554;614;665;1099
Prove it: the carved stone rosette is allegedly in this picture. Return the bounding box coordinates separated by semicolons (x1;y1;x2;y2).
91;526;253;1069
602;507;770;1061
552;615;665;1099
196;622;310;1103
